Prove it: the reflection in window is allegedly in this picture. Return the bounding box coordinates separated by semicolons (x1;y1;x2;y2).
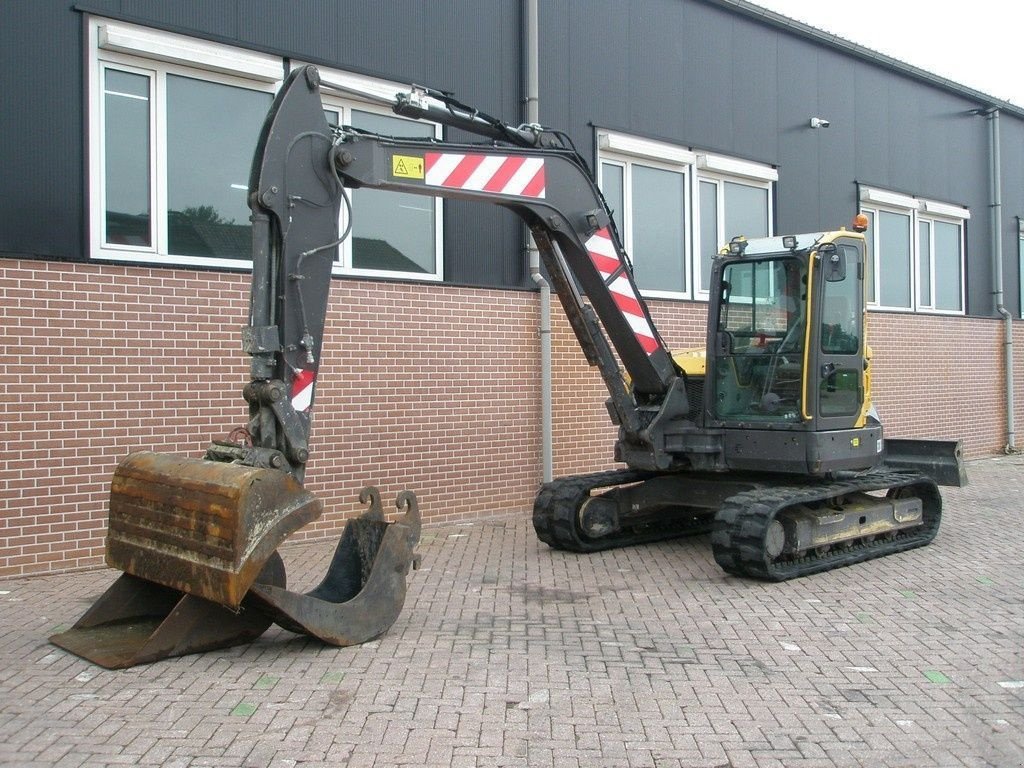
933;221;962;311
103;69;151;247
631;165;686;292
878;210;912;309
724;182;768;240
715;257;807;422
349;110;436;273
166;76;272;259
819;244;863;417
699;180;718;292
821;246;861;356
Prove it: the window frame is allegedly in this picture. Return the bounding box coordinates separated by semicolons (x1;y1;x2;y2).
1018;217;1024;319
597;130;776;301
88;18;282;270
859;186;968;315
87;18;445;281
598;149;693;298
693;166;776;300
307;63;444;281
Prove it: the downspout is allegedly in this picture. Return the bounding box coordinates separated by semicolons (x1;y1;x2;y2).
986;108;1017;452
524;0;553;481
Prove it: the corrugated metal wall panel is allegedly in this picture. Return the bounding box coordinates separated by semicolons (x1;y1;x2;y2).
2;0;1021;310
0;1;88;258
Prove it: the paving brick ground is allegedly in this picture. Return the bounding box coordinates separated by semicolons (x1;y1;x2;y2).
2;454;1023;768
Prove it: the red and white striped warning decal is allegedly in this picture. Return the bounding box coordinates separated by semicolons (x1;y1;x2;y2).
425;152;545;198
291;369;316;412
585;228;660;355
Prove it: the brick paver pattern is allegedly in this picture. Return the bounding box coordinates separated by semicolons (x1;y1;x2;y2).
1;455;1022;767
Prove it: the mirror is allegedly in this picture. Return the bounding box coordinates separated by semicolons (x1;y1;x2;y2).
820;244;846;282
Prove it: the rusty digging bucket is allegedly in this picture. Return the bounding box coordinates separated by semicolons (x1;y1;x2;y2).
49;451;421;669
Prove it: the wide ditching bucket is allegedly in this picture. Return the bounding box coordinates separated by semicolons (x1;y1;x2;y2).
50;452;421;669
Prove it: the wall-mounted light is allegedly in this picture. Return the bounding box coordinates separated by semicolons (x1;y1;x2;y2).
809;117;831;129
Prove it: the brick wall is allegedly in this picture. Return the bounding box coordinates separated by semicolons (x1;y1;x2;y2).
0;260;541;577
2;259;1022;576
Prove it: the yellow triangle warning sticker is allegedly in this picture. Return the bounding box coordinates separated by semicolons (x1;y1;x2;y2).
392;155;424;179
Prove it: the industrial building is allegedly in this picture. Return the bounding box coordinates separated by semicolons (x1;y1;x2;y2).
1;0;1021;576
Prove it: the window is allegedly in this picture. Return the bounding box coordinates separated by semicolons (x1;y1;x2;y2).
715;257;807;422
89;19;442;279
316;69;443;279
859;187;968;314
1018;218;1024;318
598;131;775;300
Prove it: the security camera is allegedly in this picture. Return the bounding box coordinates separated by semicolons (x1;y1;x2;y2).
809;117;830;129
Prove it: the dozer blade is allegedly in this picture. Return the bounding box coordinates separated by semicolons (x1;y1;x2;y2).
105;451;323;608
49;554;286;670
246;488;422;646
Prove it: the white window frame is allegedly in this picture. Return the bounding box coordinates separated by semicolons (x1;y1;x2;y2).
597;130;775;301
860;186;968;315
304;63;444;281
89;18;282;269
693;155;777;299
88;18;444;280
1018;218;1024;319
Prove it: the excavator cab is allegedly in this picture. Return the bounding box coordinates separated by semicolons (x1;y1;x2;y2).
704;231;881;475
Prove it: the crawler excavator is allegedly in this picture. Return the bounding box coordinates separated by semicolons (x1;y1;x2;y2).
52;65;964;668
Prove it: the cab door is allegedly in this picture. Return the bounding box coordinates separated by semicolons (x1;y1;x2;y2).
813;238;866;430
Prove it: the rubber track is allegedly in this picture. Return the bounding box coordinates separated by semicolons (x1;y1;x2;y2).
532;469;710;553
710;471;942;581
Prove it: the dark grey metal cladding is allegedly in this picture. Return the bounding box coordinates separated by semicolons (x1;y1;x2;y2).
0;0;85;259
2;1;1022;314
536;0;1023;317
723;426;883;475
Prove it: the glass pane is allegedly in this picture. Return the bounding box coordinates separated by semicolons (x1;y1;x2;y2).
819;243;863;419
862;210;875;302
820;245;862;355
933;221;962;311
715;257;806;422
166;76;272;259
878;211;912;308
601;162;624;232
104;69;151;246
631;165;686;292
918;221;932;307
724;182;768;240
819;369;861;417
350;110;436;273
699;180;718;292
